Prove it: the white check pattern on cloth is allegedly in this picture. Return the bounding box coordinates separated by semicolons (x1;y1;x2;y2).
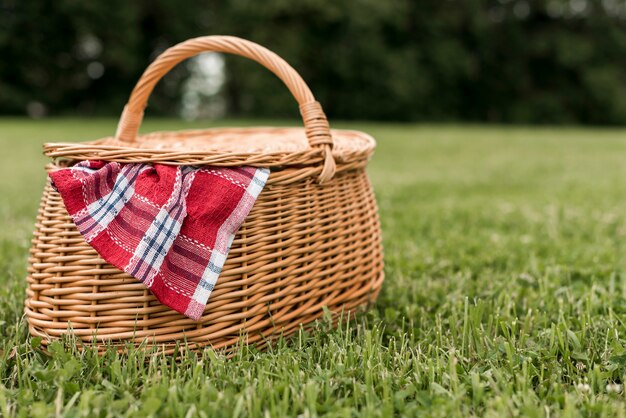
184;167;270;319
74;163;148;243
125;167;197;287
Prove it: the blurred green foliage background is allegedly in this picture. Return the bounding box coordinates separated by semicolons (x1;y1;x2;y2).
1;0;626;124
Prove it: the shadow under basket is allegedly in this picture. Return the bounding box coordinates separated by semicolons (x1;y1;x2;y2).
24;36;384;355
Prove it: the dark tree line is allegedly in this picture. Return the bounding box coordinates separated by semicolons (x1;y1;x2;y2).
1;0;626;124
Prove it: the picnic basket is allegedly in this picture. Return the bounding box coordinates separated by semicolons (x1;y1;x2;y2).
24;36;384;354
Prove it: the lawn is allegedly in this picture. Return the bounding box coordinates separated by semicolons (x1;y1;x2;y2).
2;118;626;417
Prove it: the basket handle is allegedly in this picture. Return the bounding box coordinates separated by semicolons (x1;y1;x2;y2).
114;35;336;183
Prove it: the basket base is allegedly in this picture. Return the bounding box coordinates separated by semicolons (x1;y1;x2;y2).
27;270;383;356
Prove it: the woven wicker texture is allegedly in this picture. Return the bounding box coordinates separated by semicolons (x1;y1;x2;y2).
25;36;384;354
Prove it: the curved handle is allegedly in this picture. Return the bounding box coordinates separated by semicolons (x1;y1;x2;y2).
114;35;336;183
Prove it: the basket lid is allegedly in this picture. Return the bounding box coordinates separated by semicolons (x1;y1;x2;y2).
44;36;376;184
44;127;375;168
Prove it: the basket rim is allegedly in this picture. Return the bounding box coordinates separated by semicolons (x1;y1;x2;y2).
43;127;376;168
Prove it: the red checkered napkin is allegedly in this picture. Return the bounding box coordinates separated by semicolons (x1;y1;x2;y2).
49;160;269;320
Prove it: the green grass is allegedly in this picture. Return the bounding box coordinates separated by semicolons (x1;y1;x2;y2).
2;118;626;417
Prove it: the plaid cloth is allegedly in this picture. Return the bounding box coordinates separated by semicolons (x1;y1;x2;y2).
50;160;269;320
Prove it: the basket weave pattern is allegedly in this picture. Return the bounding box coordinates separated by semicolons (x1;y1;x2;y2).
24;36;384;353
26;167;383;353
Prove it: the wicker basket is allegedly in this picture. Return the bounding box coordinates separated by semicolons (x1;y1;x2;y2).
24;36;384;354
